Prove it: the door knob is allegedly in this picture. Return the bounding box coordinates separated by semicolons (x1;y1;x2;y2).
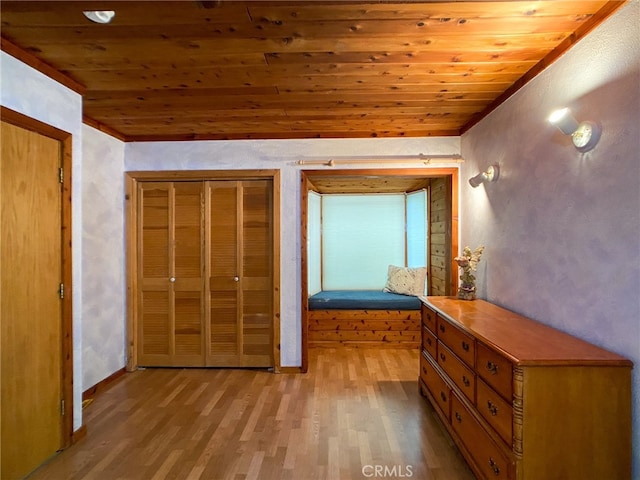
169;277;176;283
233;276;239;282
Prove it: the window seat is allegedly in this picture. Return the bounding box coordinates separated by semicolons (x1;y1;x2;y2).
308;290;421;348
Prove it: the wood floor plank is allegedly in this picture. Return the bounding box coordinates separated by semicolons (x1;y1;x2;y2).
27;348;474;480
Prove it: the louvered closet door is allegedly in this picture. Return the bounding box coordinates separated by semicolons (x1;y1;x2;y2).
206;180;273;367
138;182;204;366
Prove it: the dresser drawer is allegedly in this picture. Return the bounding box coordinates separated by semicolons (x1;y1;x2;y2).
420;352;451;421
437;341;475;404
436;316;475;367
477;378;513;447
422;327;437;359
422;304;437;334
451;394;514;480
477;342;513;402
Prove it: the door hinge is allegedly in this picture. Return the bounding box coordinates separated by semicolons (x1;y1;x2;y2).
59;283;64;299
59;167;64;184
61;399;65;416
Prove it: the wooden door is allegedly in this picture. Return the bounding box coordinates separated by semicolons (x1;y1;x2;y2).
137;182;204;366
1;122;63;479
207;180;273;367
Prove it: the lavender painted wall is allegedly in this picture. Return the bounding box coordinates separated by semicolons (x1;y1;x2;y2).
82;125;127;389
460;2;640;473
1;51;84;431
125;137;460;366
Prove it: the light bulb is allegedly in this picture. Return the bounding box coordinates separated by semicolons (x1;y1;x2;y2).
548;108;579;136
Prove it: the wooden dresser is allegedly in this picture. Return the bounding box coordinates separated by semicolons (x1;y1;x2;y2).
418;297;632;480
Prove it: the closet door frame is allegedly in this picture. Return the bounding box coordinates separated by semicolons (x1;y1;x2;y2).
125;170;281;371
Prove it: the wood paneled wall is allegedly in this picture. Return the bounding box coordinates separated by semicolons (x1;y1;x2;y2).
308;309;420;348
428;177;452;296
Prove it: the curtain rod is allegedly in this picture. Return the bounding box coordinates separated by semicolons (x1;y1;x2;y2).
296;154;463;167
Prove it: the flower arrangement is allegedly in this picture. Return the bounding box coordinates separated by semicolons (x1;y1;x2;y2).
455;246;484;300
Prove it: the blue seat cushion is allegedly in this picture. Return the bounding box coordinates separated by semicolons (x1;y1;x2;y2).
308;290;421;310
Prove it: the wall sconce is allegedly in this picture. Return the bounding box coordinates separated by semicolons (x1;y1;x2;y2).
83;10;116;24
548;107;601;152
469;165;499;188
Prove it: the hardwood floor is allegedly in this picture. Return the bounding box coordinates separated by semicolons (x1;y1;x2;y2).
27;348;474;480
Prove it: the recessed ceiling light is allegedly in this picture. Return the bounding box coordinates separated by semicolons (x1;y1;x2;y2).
83;10;115;24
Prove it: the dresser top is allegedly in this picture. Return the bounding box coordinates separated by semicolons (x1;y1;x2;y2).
423;297;632;367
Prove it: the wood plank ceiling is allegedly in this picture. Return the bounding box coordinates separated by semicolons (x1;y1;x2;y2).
0;1;623;141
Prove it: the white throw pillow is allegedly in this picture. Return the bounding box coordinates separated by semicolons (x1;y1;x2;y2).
383;265;427;296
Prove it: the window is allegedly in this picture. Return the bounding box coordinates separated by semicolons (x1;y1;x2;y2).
407;189;427;267
308;191;428;291
308;192;322;295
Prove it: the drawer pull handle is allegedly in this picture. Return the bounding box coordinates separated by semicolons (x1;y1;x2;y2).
440;391;447;402
487;401;498;416
486;361;499;375
440;353;446;362
454;411;462;423
462;375;470;387
439;324;446;333
488;457;501;476
427;338;432;346
462;341;470;352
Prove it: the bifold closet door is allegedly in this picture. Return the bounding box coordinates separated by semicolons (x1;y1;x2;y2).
207;180;273;367
138;182;204;366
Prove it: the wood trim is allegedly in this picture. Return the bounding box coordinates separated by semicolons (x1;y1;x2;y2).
271;171;282;372
0;105;74;449
300;175;310;372
461;1;628;134
125;170;281;370
70;425;87;444
83;115;127;142
449;171;459;296
0;37;86;95
126;170;277;181
82;368;126;401
300;167;459;367
276;366;304;374
1;105;71;141
60;124;74;450
426;183;432;295
203;182;212;362
302;167;461;179
125;175;138;371
235;182;244;362
125;130;461;143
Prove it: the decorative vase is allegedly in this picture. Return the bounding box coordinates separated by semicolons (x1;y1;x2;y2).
458;284;476;300
455;245;484;301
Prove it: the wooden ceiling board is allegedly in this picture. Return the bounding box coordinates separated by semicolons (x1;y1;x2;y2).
0;0;624;141
308;175;433;194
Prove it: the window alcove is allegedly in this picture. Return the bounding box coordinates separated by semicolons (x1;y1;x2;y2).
300;168;458;371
